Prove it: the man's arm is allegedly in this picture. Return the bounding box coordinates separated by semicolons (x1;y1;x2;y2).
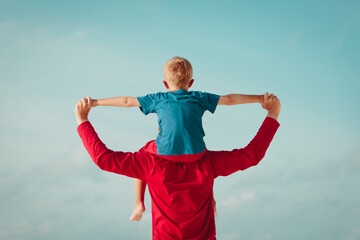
210;117;279;177
92;96;141;107
210;93;281;177
218;94;264;105
75;97;148;180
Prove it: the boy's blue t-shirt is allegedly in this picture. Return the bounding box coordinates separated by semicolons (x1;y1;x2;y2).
137;90;220;156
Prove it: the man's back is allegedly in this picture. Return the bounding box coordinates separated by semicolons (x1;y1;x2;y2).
146;149;216;239
77;117;280;239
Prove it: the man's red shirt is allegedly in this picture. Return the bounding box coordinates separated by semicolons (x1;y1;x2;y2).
77;117;280;239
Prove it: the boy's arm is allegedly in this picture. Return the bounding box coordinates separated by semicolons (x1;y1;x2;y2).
218;94;264;105
92;96;141;107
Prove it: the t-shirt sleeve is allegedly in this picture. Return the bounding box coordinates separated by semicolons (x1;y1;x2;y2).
201;92;220;113
137;93;157;115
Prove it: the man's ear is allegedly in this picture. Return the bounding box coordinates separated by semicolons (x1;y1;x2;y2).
163;81;170;89
188;79;194;88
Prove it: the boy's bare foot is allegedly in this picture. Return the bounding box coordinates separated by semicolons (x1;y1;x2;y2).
129;202;145;221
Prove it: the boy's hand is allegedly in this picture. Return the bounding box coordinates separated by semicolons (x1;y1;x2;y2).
261;92;281;120
75;96;92;125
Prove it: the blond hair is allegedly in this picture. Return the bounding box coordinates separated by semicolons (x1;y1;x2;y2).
163;57;193;87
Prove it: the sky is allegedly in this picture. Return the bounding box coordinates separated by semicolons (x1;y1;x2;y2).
0;0;359;239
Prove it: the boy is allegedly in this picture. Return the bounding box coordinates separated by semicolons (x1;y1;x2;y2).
91;56;264;221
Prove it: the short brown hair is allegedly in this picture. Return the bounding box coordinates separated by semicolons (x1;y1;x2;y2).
163;57;193;87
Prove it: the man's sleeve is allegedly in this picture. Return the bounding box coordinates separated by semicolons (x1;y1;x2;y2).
77;121;148;180
209;117;280;178
137;93;157;115
201;92;220;114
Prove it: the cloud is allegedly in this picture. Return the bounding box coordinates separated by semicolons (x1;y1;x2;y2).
231;145;360;190
220;191;255;209
0;220;32;240
310;146;360;180
345;227;360;240
73;30;89;39
254;234;273;240
221;232;240;240
345;147;360;169
286;31;303;47
23;143;109;193
0;141;142;239
338;10;360;47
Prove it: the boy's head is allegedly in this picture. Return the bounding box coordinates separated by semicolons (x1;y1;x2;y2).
163;57;194;90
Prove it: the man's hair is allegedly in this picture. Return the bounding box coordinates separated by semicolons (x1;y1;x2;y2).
163;57;193;87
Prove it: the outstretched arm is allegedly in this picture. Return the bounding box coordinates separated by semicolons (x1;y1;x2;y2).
75;97;148;180
218;93;264;105
210;93;281;177
92;96;140;107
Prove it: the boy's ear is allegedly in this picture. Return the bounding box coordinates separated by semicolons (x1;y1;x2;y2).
188;79;194;88
163;80;170;89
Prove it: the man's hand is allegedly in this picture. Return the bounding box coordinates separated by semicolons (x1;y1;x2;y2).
75;96;92;125
261;92;281;121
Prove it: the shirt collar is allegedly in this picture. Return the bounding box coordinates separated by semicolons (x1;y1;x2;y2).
172;89;188;94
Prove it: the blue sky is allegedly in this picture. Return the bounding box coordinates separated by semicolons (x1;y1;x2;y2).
0;1;359;239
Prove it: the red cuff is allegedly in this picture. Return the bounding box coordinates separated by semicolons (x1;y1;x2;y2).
264;116;280;127
77;120;91;135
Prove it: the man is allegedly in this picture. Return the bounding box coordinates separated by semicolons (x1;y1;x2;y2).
75;93;281;240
